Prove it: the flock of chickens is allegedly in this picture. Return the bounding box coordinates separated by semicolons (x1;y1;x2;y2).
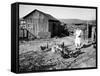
40;42;85;59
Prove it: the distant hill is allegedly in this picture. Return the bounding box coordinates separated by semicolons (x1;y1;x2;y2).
59;19;96;24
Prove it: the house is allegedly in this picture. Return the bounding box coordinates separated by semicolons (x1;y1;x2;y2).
19;9;61;39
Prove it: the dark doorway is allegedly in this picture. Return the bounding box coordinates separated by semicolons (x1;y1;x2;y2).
52;23;56;36
49;20;56;37
88;26;92;38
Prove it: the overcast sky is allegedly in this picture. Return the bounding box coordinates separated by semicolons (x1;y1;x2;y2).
19;4;96;20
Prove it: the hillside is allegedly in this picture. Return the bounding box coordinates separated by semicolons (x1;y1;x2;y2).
59;19;96;24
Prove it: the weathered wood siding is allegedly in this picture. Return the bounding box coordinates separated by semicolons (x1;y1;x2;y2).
24;11;49;38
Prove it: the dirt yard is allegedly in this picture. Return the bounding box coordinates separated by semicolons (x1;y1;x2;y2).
19;36;96;72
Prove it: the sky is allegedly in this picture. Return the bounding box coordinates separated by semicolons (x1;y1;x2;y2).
19;4;96;20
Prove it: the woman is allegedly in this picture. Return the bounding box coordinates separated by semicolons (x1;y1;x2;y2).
74;28;83;50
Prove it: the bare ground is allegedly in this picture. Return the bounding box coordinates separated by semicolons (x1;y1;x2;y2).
19;36;96;72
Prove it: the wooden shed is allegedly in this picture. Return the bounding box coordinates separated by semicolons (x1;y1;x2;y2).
86;23;96;42
20;9;61;39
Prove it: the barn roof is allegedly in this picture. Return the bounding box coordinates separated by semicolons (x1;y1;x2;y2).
23;9;59;21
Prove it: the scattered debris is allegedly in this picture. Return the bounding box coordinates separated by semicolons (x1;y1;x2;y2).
19;37;96;72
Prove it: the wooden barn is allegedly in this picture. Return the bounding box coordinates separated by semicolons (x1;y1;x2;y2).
19;9;61;39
